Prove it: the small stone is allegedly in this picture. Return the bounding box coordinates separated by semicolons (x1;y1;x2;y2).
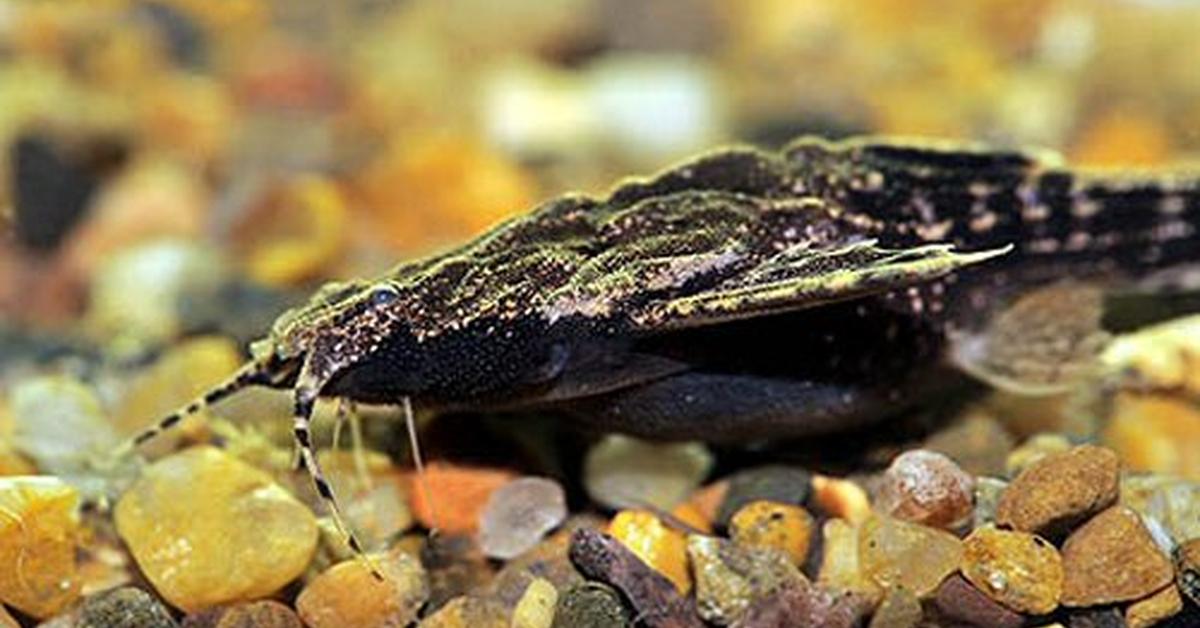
183;600;303;628
512;578;558;628
1061;506;1174;607
931;575;1024;628
410;462;516;535
876;449;975;530
418;595;508;628
486;519;589;608
728;501;815;565
115;446;318;612
583;435;713;511
607;510;692;594
868;587;922;628
552;583;630;628
479;477;566;560
421;534;494;611
79;587;177;628
924;409;1014;477
1065;607;1126;628
296;550;428;628
732;582;870;628
858;513;963;598
687;534;804;625
568;528;703;628
0;476;81;619
961;524;1063;614
996;445;1120;538
1123;476;1200;547
1176;538;1200;606
717;466;811;529
1005;433;1073;477
1125;585;1183;628
811;475;871;524
972;477;1008;529
817;518;882;604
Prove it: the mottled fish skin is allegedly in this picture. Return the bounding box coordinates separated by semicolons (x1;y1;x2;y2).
248;136;1200;439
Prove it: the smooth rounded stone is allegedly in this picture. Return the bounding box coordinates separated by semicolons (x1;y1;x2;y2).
1176;538;1200;606
716;465;811;529
512;578;558;628
867;587;922;628
818;518;882;605
996;445;1120;539
10;376;127;498
0;476;81;619
972;477;1008;529
1126;585;1183;628
858;514;963;598
418;595;508;628
478;476;567;560
1005;433;1073;477
607;510;691;594
1122;475;1200;547
182;600;302;628
811;475;871;524
1061;506;1174;607
923;409;1014;477
876;449;975;530
79;587;177;628
686;534;805;625
115;446;318;612
728;500;815;565
583;435;712;511
931;575;1023;628
296;550;428;628
551;583;630;628
410;462;517;534
961;524;1063;614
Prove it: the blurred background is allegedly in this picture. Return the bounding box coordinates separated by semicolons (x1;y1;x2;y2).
1;0;1199;352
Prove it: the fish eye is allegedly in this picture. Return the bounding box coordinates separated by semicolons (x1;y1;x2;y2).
369;286;399;306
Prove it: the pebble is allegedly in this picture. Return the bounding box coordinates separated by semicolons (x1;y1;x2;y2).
183;600;302;628
817;518;882;604
512;578;558;628
1176;538;1200;606
961;524;1063;614
420;534;494;612
0;476;81;619
552;583;630;628
410;462;516;534
114;446;318;612
996;444;1120;539
568;528;703;628
858;513;963;598
583;435;713;511
972;477;1008;529
418;595;508;628
1123;475;1200;546
0;606;16;628
931;575;1023;628
1005;433;1073;477
876;449;975;530
479;476;567;560
1065;607;1126;627
486;519;589;608
867;587;922;628
923;409;1014;477
1103;394;1200;480
1125;585;1183;628
1060;506;1174;606
728;500;815;565
686;534;804;625
732;581;870;628
716;466;810;529
78;587;177;628
607;510;692;594
811;475;871;524
296;550;428;628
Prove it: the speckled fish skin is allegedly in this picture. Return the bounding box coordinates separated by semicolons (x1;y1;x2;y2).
249;136;1200;440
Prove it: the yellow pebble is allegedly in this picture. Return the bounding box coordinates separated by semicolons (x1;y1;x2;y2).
729;500;815;566
0;477;81;619
608;510;692;594
511;578;558;628
812;475;871;524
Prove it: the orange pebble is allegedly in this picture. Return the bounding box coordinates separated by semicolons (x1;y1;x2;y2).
408;463;516;535
670;502;712;534
608;510;692;594
686;480;728;526
728;500;815;565
812;475;871;524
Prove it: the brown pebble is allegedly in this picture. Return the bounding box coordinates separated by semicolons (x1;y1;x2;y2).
568;528;703;628
183;600;302;628
1061;506;1174;607
961;524;1063;614
867;587;921;628
1125;585;1183;628
732;582;869;628
1176;538;1200;606
996;445;1120;538
931;574;1024;628
877;449;975;530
